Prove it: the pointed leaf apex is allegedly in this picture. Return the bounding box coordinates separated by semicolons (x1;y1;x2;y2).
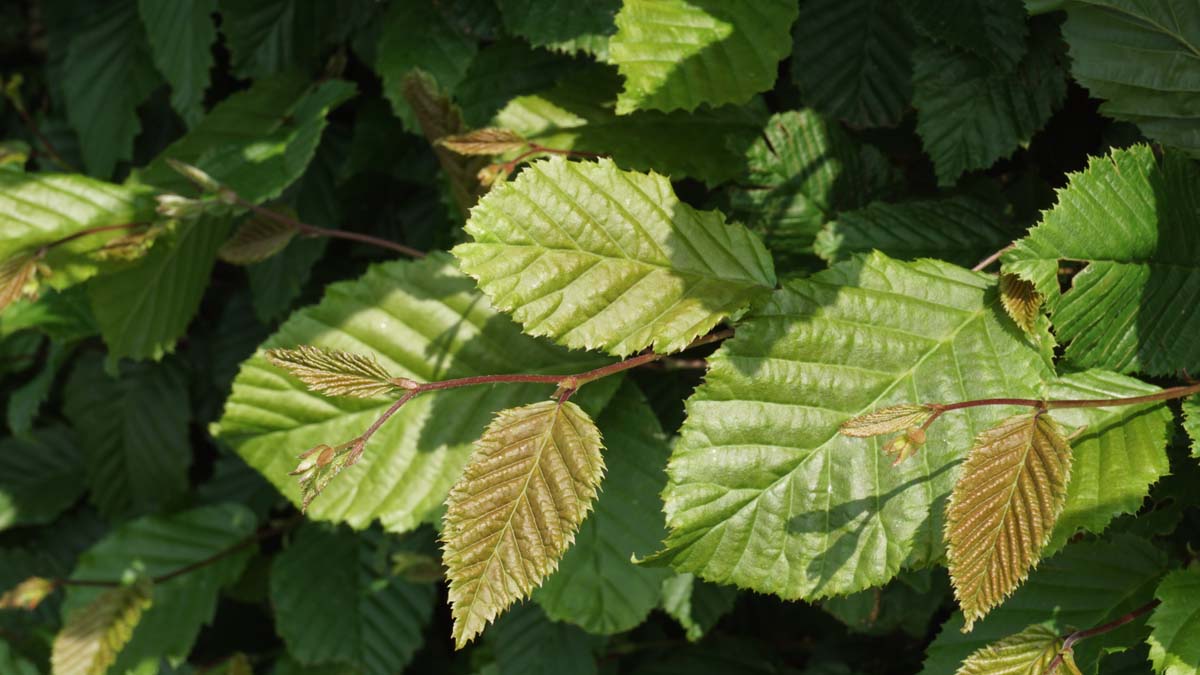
841;404;935;437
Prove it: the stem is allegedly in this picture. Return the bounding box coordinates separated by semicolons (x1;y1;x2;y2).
971;244;1015;272
232;195;426;259
10;103;75;172
1047;600;1160;674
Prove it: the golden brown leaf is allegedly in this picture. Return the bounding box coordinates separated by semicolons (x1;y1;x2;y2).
0;576;57;610
1000;273;1042;335
51;579;153;675
264;345;404;398
218;208;299;265
437;128;528;156
0;253;39;313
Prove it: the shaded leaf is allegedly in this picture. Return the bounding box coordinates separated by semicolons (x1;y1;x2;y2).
1184;396;1199;458
443;400;604;647
491;602;599;675
999;274;1041;335
402;71;488;219
497;0;619;59
660;573;738;642
219;209;299;265
216;0;329;79
905;0;1029;73
0;425;85;530
138;0;217;126
264;345;405;399
52;579;152;675
1148;567;1200;675
955;624;1066;675
438;128;528;156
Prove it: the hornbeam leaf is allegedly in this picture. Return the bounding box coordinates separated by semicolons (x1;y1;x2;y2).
955;624;1066;675
437;128;528;156
497;0;618;58
0;254;38;313
402;71;488;219
442;400;605;648
946;413;1073;631
840;404;934;438
1001;145;1200;375
650;252;1055;600
1184;395;1199;458
51;579;153;675
610;0;798;113
1148;567;1200;675
999;274;1041;335
454;156;776;356
264;345;406;399
904;0;1029;73
219;209;299;265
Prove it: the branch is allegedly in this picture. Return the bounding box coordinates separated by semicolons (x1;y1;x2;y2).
1047;600;1160;674
228;193;426;259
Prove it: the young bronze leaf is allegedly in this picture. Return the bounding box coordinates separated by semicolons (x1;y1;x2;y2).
437;128;528;156
402;71;488;218
999;273;1042;335
442;400;605;648
947;413;1073;631
0;576;56;610
0;253;39;313
956;624;1074;675
840;404;934;438
264;345;405;398
218;208;299;265
51;579;153;675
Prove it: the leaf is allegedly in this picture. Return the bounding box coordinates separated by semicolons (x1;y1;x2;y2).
0;286;98;342
840;404;935;438
61;0;161;177
454;38;582;129
490;602;599;675
533;383;672;634
454;156;777;356
921;535;1167;675
610;0;799;113
904;0;1029;73
264;345;407;399
1184;396;1199;458
0;426;85;530
0;641;38;675
443;400;605;647
999;274;1041;335
1042;370;1174;554
946;413;1074;631
822;569;949;638
0;254;38;314
212;253;615;532
7;340;72;436
955;624;1066;675
1001;145;1200;375
218;210;299;265
0;576;57;611
401;71;488;219
438;128;528;156
1062;1;1200;156
1148;567;1200;675
89;216;232;364
493;65;767;186
913;18;1068;186
648;252;1055;600
60;504;257;675
137;0;217;127
270;525;436;675
216;0;329;79
52;579;153;675
792;0;916;128
63;353;191;519
815;196;1014;269
660;573;738;642
497;0;619;59
728;110;902;264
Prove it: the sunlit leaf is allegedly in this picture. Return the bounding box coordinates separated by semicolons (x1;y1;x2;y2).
264;345;409;399
955;624;1066;675
1148;567;1200;675
51;579;152;675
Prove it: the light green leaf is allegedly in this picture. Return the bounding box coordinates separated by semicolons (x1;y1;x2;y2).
62;0;161;177
534;383;672;634
61;504;257;675
660;573;738;642
0;425;85;530
1063;1;1200;156
64;353;191;519
53;579;153;675
945;413;1073;631
792;0;916;128
0;286;98;342
454;156;776;357
494;66;766;186
610;0;799;113
89;217;231;364
921;536;1167;675
1184;396;1199;458
497;0;618;59
270;525;435;675
904;0;1029;73
728;110;902;264
815;196;1014;269
955;624;1066;675
1043;370;1174;553
212;254;614;532
490;603;599;675
1148;567;1200;675
649;252;1055;600
443;400;605;647
913;18;1067;186
138;0;217;127
1001;145;1200;375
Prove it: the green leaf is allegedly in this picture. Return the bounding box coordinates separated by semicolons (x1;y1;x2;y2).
246;236;326;322
0;640;38;675
945;413;1073;631
1184;395;1199;458
216;0;327;79
792;0;916;128
920;535;1167;675
490;603;599;675
61;504;257;675
0;426;85;530
64;353;191;519
270;525;435;675
52;579;153;675
88;217;231;364
1001;145;1200;375
815;196;1014;269
455;39;582;129
728;110;902;264
955;624;1066;675
0;286;98;342
493;66;766;186
1062;1;1200;156
1148;567;1200;675
649;252;1055;600
0;172;157;295
534;382;672;634
1043;370;1174;553
443;400;605;647
822;570;948;638
218;209;298;265
6;340;71;435
610;0;799;113
62;0;161;177
497;0;619;59
137;0;217;127
212;254;614;532
660;573;738;642
904;0;1029;73
913;18;1068;186
454;156;776;356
